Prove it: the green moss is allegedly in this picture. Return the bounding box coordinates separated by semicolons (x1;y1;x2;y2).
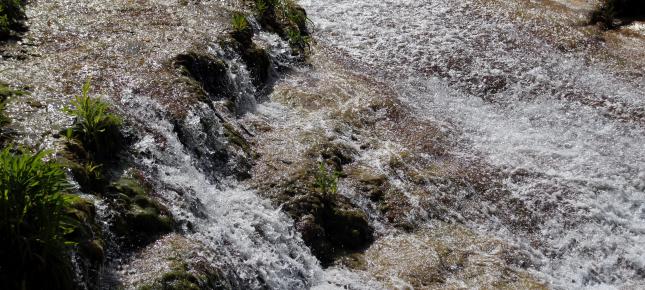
138;262;231;290
223;123;251;154
109;177;174;247
253;0;312;55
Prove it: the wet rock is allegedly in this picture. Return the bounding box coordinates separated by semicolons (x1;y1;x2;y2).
63;194;105;288
138;262;231;290
172;107;253;181
286;191;374;266
220;36;272;88
123;235;235;290
174;51;233;102
108;177;174;247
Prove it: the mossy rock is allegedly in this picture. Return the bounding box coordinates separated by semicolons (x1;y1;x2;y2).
61;194;105;288
109;177;147;197
220;36;272;88
286;191;374;266
138;262;231;290
306;140;357;171
174;51;233;102
108;178;174;247
223;123;251;155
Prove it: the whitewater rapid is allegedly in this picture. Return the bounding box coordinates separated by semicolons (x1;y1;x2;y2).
301;0;645;288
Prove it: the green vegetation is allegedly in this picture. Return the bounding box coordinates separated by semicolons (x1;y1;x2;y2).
590;0;645;29
64;79;122;161
0;83;25;127
252;0;312;54
286;28;311;52
109;177;173;247
231;12;249;32
0;0;26;39
314;161;340;199
0;148;76;290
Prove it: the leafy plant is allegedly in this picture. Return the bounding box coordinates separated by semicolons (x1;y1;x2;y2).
64;79;122;160
0;0;26;39
314;162;340;199
0;147;76;289
231;12;249;32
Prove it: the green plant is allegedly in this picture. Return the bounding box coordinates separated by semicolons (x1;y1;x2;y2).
254;0;269;15
0;147;76;289
0;0;26;39
231;12;249;32
0;83;25;127
314;162;340;198
64;79;122;160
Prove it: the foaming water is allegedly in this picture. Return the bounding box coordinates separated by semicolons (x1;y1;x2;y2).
120;94;380;289
301;0;645;288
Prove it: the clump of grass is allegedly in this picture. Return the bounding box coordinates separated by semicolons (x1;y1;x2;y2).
286;28;311;52
590;0;645;29
0;0;26;39
231;12;249;32
314;162;340;200
0;147;76;289
64;79;122;161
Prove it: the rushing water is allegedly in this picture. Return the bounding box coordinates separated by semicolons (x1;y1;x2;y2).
300;0;645;289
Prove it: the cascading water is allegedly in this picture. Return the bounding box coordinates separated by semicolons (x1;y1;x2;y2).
107;42;381;289
300;0;645;288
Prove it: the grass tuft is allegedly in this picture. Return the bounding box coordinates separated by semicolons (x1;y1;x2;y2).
0;147;76;289
64;79;122;161
231;12;249;32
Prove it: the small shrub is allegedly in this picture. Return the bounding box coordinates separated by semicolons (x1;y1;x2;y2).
0;148;76;289
590;0;645;29
64;79;122;160
0;0;26;39
314;162;340;199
